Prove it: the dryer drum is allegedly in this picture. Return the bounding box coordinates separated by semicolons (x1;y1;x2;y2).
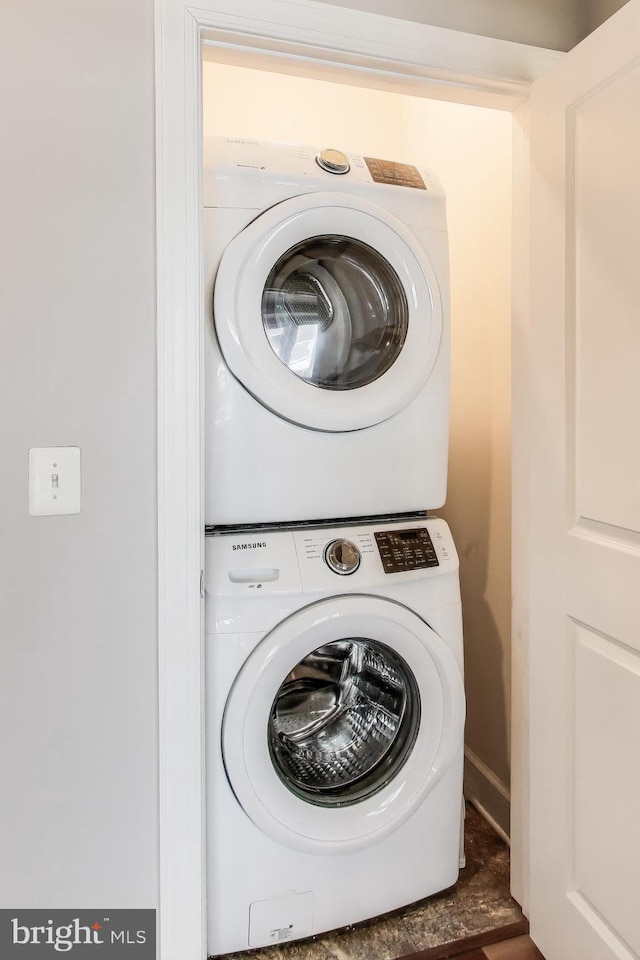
261;236;409;391
281;273;334;329
268;638;421;807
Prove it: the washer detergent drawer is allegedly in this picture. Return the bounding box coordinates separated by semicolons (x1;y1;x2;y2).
205;530;301;598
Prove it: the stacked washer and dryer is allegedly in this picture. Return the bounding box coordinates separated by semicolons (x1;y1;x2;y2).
203;138;466;957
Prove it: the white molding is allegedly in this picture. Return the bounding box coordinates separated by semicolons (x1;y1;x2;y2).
464;746;511;843
510;100;531;916
155;1;553;955
156;2;205;959
198;0;564;109
468;798;511;848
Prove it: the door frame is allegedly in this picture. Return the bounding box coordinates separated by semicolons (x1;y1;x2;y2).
154;2;561;956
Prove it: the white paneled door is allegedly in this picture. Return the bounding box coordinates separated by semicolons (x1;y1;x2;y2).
528;2;640;958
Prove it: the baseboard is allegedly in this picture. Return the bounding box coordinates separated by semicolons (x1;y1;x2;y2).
464;746;511;843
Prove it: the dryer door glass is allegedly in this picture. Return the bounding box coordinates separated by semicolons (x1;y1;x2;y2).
268;638;420;807
262;237;409;390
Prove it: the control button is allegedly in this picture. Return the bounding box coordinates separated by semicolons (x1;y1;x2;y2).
316;148;350;175
325;538;361;575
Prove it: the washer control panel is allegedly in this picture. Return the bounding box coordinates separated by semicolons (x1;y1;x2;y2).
205;519;456;604
374;527;439;574
324;538;361;575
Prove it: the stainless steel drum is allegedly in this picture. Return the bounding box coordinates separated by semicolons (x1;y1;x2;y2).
268;638;420;807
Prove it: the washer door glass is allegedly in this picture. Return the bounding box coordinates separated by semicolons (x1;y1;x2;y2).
262;237;409;390
269;637;420;806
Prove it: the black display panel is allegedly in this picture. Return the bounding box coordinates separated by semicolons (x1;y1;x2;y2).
374;528;439;574
364;157;426;190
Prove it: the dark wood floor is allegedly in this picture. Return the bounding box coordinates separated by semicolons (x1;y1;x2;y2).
398;919;544;960
456;934;544;960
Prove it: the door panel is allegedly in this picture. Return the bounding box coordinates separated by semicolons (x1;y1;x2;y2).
574;626;640;956
528;3;640;958
573;65;640;533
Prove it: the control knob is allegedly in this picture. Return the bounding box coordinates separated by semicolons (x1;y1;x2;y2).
316;148;350;175
324;538;361;575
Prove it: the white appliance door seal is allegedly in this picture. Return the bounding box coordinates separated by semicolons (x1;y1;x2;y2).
213;193;443;431
222;594;465;854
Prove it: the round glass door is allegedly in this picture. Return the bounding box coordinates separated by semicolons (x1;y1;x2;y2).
221;595;464;853
213;194;444;432
268;637;420;807
262;237;409;390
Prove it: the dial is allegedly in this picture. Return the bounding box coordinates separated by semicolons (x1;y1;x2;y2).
316;148;350;175
324;538;361;575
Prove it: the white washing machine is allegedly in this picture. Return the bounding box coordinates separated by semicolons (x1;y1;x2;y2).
204;137;451;527
205;516;465;956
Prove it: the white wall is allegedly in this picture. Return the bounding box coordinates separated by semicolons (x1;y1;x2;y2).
203;63;405;155
203;62;513;830
402;98;513;821
0;0;158;907
319;0;584;50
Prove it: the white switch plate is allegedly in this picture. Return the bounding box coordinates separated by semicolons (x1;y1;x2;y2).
29;447;81;516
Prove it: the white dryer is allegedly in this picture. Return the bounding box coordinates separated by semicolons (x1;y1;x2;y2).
206;516;465;956
204;138;451;527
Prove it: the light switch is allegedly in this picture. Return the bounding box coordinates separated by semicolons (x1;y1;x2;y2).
29;447;81;516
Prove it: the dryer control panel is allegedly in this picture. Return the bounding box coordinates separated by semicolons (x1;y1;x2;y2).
374;527;438;574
